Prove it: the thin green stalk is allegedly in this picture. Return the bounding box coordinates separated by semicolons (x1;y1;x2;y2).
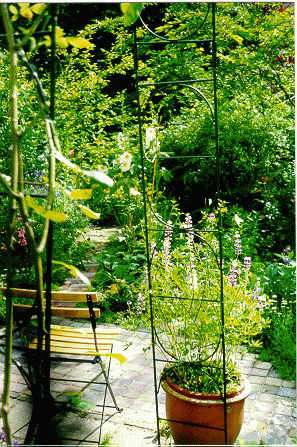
0;4;19;445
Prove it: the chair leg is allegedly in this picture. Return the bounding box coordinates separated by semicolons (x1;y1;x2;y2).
96;352;121;412
97;345;121;445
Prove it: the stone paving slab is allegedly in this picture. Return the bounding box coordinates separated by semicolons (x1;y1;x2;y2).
1;228;296;446
1;325;296;446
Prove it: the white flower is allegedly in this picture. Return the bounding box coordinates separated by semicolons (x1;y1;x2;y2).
145;127;160;161
118;151;132;172
129;187;140;196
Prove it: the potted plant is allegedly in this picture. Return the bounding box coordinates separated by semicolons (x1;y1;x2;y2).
150;211;268;445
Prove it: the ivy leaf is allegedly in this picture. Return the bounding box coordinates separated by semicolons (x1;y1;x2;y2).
120;3;144;26
25;196;67;223
67;189;93;200
67;36;94;50
52;260;91;286
31;3;47;15
78;205;100;220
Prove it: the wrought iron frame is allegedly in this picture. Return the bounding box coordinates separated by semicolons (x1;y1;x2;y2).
134;4;228;445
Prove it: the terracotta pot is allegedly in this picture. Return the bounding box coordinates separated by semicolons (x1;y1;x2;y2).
162;377;249;446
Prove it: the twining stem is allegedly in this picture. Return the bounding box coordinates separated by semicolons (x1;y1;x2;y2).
0;4;19;445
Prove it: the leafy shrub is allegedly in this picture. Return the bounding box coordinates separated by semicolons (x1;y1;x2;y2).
93;232;145;315
260;310;296;380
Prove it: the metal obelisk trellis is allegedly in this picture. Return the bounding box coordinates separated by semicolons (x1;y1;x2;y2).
134;4;228;445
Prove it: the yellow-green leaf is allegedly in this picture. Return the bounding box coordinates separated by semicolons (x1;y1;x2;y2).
78;205;100;220
25;196;67;223
57;36;69;48
231;34;243;45
93;352;127;364
52;260;90;286
43;35;51;47
31;3;46;14
44;210;67;223
121;3;144;25
9;5;18;15
68;189;93;200
67;36;93;50
19;5;33;20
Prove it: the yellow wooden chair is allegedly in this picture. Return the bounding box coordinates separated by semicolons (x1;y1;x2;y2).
0;287;124;434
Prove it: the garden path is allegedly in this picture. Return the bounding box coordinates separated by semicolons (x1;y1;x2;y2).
1;227;296;446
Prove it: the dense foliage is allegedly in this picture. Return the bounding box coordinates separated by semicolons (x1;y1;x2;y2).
0;3;295;379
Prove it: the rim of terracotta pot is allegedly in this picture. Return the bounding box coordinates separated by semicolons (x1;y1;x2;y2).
162;377;250;406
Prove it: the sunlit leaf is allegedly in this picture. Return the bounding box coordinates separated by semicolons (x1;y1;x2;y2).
67;36;93;50
92;352;127;364
43;35;51;47
78;205;100;220
25;196;67;222
52;260;91;286
54;150;81;173
84;169;114;187
9;5;18;15
57;36;69;48
121;3;144;25
54;151;113;187
31;3;46;14
19;5;33;20
68;189;93;200
55;26;65;38
234;214;244;226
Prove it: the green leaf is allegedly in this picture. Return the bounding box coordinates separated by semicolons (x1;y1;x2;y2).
234;214;244;226
9;5;18;15
67;36;93;50
31;3;46;14
52;261;91;286
25;196;67;222
54;150;113;187
120;3;144;25
68;189;93;200
78;205;100;220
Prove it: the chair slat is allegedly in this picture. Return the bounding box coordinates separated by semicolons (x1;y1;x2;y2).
0;287;98;303
28;342;111;355
13;304;99;319
51;324;119;337
50;335;113;346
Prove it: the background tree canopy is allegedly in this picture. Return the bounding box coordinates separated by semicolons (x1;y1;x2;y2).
0;2;294;256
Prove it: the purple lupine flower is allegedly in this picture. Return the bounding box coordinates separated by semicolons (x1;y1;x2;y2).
184;213;198;290
136;292;145;314
228;264;238;286
234;232;242;256
0;430;7;442
163;220;173;270
244;256;252;270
